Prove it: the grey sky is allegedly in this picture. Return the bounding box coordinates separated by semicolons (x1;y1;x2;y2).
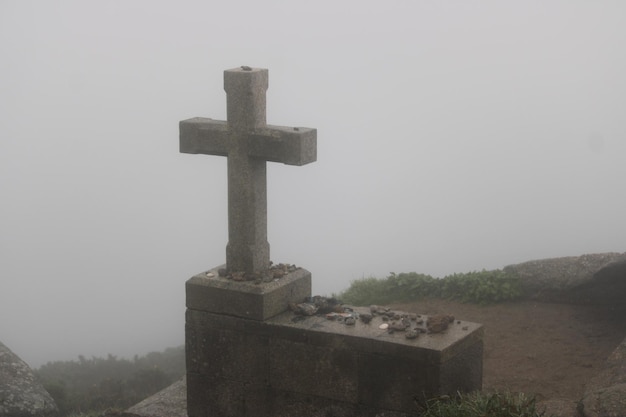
1;1;625;367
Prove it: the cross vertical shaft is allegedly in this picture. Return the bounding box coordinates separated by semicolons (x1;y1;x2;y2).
179;67;317;275
225;69;270;273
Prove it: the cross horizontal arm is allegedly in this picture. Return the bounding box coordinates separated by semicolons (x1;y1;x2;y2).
180;117;317;166
180;118;229;156
248;126;316;166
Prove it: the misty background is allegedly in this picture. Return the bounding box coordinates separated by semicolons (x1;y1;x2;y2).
1;1;625;368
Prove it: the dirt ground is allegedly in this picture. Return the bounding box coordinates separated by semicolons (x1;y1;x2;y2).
391;299;626;406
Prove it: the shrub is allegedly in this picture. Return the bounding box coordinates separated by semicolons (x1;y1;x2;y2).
35;346;185;417
419;391;547;417
337;272;438;305
442;269;523;304
337;269;522;306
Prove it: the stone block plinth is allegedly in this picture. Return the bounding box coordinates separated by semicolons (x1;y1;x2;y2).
186;287;483;417
186;265;311;321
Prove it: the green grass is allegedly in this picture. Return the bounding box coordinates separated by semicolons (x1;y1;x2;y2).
336;269;523;306
419;391;548;417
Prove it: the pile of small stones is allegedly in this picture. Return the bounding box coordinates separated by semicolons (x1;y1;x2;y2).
209;262;300;283
289;296;346;317
289;296;364;326
289;299;460;340
369;305;425;339
369;305;457;338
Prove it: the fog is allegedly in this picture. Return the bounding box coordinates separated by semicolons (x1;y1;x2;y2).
1;1;625;368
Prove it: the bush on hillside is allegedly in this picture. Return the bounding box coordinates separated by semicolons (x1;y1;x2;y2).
338;269;522;306
35;346;185;417
419;391;546;417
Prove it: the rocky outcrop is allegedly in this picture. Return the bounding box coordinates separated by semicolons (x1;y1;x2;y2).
504;252;626;416
0;341;58;417
503;252;626;304
579;337;626;417
125;377;186;417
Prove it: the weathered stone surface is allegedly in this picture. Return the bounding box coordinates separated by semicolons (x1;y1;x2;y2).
0;341;58;417
503;252;626;303
580;336;626;417
126;377;186;417
186;307;483;417
186;265;311;321
179;67;317;274
574;258;626;305
128;376;414;417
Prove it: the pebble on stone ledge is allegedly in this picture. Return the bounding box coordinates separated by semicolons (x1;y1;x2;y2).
216;262;300;283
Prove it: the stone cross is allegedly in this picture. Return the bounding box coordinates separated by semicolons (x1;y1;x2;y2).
179;67;317;274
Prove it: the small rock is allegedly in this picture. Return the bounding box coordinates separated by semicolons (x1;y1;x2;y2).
405;329;419;339
379;323;389;330
390;321;407;331
231;271;246;281
345;317;356;326
311;296;343;314
360;313;373;324
427;314;455;334
289;302;318;316
269;262;300;280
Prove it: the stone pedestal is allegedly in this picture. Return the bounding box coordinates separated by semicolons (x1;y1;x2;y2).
185;268;483;417
186;265;311;321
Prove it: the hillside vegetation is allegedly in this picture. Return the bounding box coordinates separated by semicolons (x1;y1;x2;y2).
336;269;523;306
419;391;546;417
35;345;185;417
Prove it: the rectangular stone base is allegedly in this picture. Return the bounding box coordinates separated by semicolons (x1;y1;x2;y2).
186;265;311;321
186;290;483;417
